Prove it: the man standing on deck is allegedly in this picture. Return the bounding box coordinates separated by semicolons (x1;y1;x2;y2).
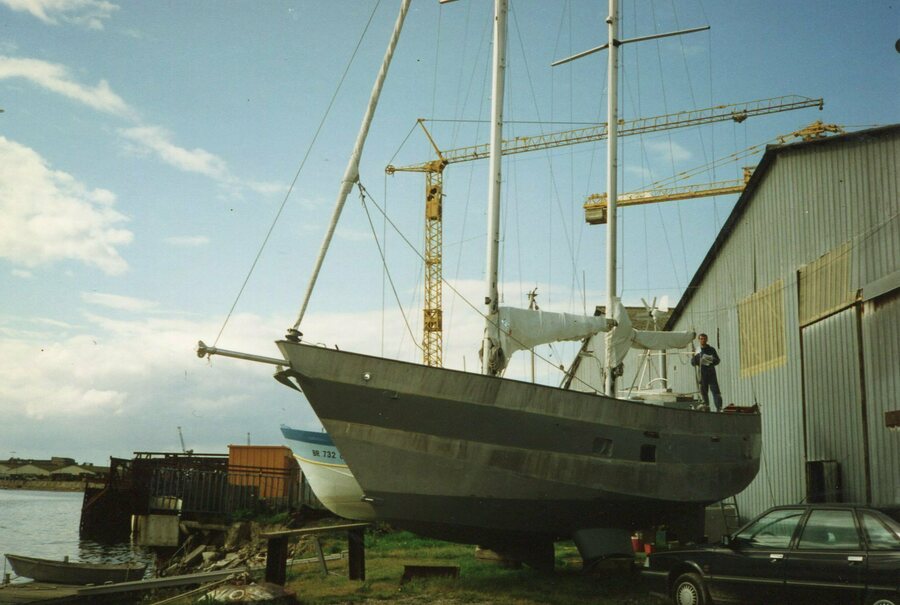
691;333;723;412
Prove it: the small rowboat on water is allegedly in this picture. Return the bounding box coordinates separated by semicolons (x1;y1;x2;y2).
4;553;147;585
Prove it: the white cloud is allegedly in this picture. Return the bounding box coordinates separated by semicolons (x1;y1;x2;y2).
1;0;119;30
645;139;693;164
120;126;230;181
11;268;33;278
0;56;281;196
81;291;158;312
119;126;282;196
0;275;604;463
0;309;315;461
0;136;132;274
164;235;210;248
0;55;133;117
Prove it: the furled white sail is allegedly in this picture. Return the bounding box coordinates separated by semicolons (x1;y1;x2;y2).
605;298;694;369
495;307;612;371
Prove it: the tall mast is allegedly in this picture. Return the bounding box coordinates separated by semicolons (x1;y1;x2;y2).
552;2;708;396
482;0;508;376
603;0;620;396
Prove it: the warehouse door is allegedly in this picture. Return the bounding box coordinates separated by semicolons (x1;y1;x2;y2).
801;307;869;503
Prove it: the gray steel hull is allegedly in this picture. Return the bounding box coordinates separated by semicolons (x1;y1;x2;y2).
277;342;761;544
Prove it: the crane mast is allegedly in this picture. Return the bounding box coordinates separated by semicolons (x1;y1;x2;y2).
386;96;823;368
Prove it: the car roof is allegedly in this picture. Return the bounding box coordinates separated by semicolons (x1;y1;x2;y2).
762;503;900;523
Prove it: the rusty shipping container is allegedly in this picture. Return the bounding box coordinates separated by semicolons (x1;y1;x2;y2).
228;445;299;501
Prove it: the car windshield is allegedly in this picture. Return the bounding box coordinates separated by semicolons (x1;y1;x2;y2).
735;508;803;549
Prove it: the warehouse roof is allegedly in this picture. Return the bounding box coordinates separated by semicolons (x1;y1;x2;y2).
664;123;900;330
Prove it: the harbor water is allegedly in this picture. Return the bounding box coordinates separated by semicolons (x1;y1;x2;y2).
0;489;154;583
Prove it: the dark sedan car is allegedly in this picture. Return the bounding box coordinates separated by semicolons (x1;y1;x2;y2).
642;503;900;605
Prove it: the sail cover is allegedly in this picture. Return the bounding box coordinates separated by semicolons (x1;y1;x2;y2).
496;307;612;371
605;299;695;368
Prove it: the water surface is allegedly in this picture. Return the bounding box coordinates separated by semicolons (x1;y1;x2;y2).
0;489;154;583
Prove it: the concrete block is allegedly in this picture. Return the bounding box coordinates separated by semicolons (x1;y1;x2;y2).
133;514;180;547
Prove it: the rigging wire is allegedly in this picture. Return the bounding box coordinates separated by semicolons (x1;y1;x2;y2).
212;0;384;347
385;121;423;170
446;20;492;357
381;173;389;358
357;182;423;355
431;3;443;121
357;180;612;392
449;0;483;146
509;3;580;320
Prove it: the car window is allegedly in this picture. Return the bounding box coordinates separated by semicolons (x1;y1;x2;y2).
735;509;803;549
797;509;861;550
862;512;900;551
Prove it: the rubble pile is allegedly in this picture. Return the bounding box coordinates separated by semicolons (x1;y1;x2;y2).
159;521;303;577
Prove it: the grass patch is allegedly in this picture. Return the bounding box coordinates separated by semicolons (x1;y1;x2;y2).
284;531;666;605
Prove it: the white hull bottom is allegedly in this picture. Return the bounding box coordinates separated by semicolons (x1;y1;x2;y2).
293;455;375;521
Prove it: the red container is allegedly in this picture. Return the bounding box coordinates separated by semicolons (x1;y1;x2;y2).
644;543;654;555
631;537;643;552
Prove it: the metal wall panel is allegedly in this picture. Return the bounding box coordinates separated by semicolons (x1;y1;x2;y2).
801;308;867;502
861;293;900;503
666;129;899;520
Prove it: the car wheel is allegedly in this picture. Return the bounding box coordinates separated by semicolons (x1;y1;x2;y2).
867;596;897;605
672;572;710;605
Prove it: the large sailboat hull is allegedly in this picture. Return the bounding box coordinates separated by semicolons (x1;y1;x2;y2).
277;341;761;546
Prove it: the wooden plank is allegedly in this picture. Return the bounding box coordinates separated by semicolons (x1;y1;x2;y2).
0;582;80;604
260;522;370;539
77;568;247;596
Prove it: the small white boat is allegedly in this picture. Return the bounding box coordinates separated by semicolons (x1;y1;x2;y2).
280;425;375;521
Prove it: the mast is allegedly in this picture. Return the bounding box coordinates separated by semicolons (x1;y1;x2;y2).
481;0;508;376
289;0;412;338
552;4;708;396
603;0;619;396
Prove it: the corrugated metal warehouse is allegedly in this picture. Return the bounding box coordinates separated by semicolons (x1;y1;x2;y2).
657;124;900;521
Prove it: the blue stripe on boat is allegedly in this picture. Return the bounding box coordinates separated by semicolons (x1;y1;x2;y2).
280;424;334;446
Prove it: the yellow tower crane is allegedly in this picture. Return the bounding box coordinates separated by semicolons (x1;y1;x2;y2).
385;96;824;367
584;167;754;224
583;121;845;224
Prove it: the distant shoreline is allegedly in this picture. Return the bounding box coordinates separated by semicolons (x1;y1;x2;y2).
0;480;91;492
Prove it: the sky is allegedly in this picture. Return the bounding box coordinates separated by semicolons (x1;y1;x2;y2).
0;0;896;465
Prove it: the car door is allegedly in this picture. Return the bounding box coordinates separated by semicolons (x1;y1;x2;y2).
783;508;866;605
707;507;803;604
860;510;900;600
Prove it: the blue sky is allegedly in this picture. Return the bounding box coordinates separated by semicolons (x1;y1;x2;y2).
0;0;896;465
